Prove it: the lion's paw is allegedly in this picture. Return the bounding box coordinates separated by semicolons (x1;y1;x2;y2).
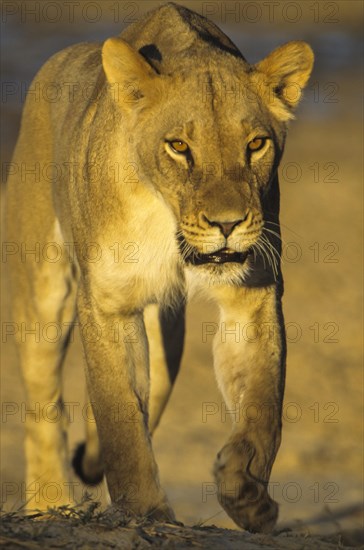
213;441;278;533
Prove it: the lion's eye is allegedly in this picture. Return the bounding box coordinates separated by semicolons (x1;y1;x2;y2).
247;137;267;152
168;140;189;154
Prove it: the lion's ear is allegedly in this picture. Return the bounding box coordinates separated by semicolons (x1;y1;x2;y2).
255;41;314;120
102;37;159;109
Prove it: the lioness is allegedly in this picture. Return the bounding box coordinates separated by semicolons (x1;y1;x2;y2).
5;2;313;533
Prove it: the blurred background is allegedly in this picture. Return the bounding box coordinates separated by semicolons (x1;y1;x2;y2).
1;0;363;535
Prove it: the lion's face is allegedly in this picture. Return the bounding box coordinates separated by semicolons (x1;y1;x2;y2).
102;38;313;285
131;72;281;284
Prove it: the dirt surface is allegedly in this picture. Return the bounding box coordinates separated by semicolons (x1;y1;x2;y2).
0;506;363;549
1;1;363;548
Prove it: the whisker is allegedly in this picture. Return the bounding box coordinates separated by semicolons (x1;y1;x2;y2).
258;235;279;280
250;244;261;270
262;239;279;279
263;228;285;257
176;230;198;263
261;233;281;263
254;240;268;271
263;226;283;242
265;220;302;239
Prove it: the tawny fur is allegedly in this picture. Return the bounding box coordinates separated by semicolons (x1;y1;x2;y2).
5;2;313;532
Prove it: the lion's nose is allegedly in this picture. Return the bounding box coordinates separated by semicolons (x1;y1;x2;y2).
204;216;245;238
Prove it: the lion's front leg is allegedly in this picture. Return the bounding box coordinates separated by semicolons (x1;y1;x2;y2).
77;283;174;521
211;284;286;533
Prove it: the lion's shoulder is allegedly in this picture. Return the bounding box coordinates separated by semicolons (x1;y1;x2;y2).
32;42;101;84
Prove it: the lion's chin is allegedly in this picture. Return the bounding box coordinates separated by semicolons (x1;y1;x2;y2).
185;258;252;288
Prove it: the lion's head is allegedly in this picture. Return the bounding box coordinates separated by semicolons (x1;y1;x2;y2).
102;7;313;287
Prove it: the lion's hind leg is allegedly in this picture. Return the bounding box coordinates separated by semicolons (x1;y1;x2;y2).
72;400;104;487
6;220;78;512
146;303;185;434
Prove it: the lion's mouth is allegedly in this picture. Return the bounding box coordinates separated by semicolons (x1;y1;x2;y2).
184;246;250;266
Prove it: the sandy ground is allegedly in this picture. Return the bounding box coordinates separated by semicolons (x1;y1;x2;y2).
0;507;362;549
1;1;363;548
